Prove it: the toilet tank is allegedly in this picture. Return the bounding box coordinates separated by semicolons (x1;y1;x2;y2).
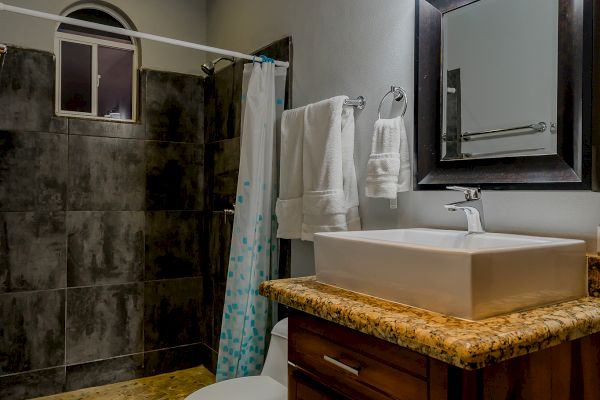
261;318;288;387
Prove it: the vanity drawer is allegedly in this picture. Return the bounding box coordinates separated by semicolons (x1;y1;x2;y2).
289;310;428;400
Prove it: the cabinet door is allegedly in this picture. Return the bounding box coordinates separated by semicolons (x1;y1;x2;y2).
289;365;348;400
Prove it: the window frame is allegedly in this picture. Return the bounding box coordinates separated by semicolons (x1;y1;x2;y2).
54;16;138;122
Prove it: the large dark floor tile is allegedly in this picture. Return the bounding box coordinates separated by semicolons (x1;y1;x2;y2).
144;277;204;351
68;118;145;139
0;366;66;400
145;141;204;211
145;211;204;280
0;47;67;134
205;138;240;211
0;131;67;212
207;211;234;286
0;290;65;374
231;60;245;140
203;76;215;144
66;283;143;364
65;354;144;391
145;70;204;143
253;37;292;108
205;345;218;374
211;64;235;143
143;343;207;377
67;211;144;286
254;37;291;75
211;283;227;351
68;136;145;211
201;274;214;352
0;212;66;293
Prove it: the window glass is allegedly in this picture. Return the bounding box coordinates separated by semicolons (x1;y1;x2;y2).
56;7;137;120
58;9;132;44
98;46;133;119
60;41;92;113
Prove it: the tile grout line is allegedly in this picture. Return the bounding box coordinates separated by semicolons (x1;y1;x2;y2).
64;124;69;384
0;365;66;379
142;208;146;367
0;210;208;213
0;341;208;380
0;127;205;146
0;276;208;296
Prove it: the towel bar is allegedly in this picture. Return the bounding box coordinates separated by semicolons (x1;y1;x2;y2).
344;96;366;110
461;122;547;141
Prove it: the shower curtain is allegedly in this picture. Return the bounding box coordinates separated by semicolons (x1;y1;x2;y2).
216;61;287;381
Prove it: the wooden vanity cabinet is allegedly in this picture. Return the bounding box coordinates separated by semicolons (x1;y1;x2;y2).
287;310;600;400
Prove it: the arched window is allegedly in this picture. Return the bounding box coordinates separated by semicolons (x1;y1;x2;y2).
55;5;138;121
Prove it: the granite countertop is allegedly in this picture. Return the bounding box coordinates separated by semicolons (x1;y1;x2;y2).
260;271;600;370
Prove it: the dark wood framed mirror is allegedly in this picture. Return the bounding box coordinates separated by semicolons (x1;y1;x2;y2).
414;0;596;190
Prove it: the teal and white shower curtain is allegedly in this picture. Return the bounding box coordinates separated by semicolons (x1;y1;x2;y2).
216;61;287;381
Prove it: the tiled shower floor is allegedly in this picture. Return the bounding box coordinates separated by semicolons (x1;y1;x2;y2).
32;366;215;400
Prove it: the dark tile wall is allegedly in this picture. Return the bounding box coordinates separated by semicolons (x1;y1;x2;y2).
0;46;207;399
202;37;293;373
0;131;67;212
145;211;204;280
0;37;292;395
67;211;144;286
67;136;146;211
0;47;67;134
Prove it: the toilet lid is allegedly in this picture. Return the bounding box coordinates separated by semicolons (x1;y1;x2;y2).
185;376;287;400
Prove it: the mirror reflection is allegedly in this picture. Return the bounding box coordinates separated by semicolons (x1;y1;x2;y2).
441;0;558;161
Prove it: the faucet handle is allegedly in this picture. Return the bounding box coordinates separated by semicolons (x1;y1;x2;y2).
446;186;481;200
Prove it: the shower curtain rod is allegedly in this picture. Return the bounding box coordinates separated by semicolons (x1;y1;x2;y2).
0;2;290;68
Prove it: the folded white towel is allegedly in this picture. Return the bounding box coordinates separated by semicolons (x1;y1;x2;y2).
302;96;347;240
365;116;411;202
340;105;361;231
276;96;361;241
276;107;305;239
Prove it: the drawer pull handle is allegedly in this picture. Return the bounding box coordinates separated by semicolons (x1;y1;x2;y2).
323;355;360;376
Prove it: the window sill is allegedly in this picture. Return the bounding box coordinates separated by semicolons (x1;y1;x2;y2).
57;112;137;124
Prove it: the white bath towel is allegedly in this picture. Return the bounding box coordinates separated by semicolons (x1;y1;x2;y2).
301;96;361;240
276;96;361;241
340;104;361;231
365;116;411;201
276;107;305;239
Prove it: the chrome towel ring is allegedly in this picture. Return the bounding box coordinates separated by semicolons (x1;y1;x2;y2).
377;86;408;119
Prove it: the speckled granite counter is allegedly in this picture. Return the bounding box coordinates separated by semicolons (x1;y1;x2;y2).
589;255;600;297
260;274;600;370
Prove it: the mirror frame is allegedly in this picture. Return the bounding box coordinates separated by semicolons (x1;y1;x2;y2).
414;0;595;190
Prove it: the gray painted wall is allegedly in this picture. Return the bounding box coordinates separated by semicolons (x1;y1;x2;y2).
206;0;600;275
0;0;207;75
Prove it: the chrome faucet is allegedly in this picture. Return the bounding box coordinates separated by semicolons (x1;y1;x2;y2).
444;186;485;234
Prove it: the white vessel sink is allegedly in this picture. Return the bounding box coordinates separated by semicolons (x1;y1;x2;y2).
314;228;587;320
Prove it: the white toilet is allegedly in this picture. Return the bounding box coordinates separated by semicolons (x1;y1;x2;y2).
185;318;288;400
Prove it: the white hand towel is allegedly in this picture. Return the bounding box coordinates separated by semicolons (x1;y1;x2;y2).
301;96;361;240
276;107;305;239
365;116;411;200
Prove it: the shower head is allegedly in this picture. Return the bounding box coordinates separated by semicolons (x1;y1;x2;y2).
201;56;234;75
